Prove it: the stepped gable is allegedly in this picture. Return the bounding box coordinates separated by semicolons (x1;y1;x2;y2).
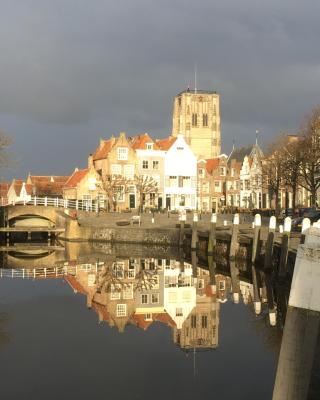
131;133;160;150
93;138;114;160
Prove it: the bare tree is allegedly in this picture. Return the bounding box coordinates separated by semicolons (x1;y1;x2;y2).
262;138;287;216
97;174;130;211
281;137;302;210
0;129;13;169
299;106;320;207
134;174;158;213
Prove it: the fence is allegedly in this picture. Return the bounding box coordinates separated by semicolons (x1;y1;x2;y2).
3;196;104;212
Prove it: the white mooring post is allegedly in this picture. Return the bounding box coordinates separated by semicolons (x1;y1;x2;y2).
273;226;320;400
300;218;311;244
252;214;261;264
264;216;277;271
44;197;48;207
278;216;292;278
34;196;37;206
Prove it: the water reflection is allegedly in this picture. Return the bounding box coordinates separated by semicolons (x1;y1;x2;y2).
0;243;289;352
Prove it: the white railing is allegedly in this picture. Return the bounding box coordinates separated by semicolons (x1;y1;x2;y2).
5;196;105;213
0;262;105;280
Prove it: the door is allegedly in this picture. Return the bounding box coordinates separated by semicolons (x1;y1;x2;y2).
158;196;163;209
129;194;135;209
166;196;171;210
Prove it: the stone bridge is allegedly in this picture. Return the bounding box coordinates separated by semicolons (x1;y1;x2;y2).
3;204;64;228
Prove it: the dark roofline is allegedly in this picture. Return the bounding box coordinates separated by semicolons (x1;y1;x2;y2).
177;89;218;96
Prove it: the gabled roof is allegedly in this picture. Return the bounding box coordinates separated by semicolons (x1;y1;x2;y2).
156;136;177;151
93;138;114;161
131;133;160;150
64;169;88;189
92;301;109;322
64;275;87;295
10;179;32;196
228;144;264;164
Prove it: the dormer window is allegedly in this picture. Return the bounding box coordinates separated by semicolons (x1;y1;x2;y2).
146;143;153;150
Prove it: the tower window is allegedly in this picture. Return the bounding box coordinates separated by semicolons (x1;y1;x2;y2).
192;113;197;127
203;113;208;127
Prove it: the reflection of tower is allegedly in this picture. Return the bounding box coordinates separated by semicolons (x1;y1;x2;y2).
172;89;221;159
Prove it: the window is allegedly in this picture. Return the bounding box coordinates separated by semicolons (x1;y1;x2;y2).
123;284;133;299
231;168;235;177
214;181;221;190
117;147;128;160
153;160;159;170
113;262;124;278
219;280;226;290
198;279;204;289
115;185;125;202
201;315;208;328
176;308;183;317
142;160;149;169
198;168;205;178
124;165;134;179
178;176;183;187
149;192;156;206
191;315;197;328
146;143;153;150
141;294;149;304
111;164;122;175
144;313;152;321
192;113;197;126
151;293;159;304
116;304;127;317
128;269;135;278
219;166;226;176
203;113;208;126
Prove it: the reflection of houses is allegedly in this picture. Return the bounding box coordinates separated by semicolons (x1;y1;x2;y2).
173;268;220;350
163;259;196;329
157;134;197;210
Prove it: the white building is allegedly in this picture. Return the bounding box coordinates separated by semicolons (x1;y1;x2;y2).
157;134;197;210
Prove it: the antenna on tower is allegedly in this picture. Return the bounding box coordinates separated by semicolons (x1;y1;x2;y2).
194;63;197;94
255;129;259;145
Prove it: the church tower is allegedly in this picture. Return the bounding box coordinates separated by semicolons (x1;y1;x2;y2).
171;89;221;159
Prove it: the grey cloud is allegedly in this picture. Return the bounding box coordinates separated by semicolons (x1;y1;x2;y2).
0;0;319;178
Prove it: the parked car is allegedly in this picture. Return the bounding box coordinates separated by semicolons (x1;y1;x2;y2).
291;209;320;231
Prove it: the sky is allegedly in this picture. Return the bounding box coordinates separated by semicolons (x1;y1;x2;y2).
0;0;320;180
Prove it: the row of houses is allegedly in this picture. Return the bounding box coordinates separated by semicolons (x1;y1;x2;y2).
1;131;312;211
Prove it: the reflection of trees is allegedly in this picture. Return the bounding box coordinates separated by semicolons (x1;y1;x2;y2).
95;262;159;294
0;312;10;349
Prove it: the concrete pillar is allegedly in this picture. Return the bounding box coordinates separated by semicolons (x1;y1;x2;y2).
251;214;261;264
230;260;240;304
208;255;216;295
252;265;261;315
229;213;239;260
278;217;291;278
208;212;217;255
191;213;198;250
264;216;276;271
179;213;186;247
300;218;310;244
273;226;320;400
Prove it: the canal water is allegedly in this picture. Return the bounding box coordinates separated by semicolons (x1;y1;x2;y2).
0;243;318;400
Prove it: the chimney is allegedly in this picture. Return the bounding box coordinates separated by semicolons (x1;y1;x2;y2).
88;154;94;169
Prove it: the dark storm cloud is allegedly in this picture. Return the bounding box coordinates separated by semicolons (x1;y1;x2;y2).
0;0;319;177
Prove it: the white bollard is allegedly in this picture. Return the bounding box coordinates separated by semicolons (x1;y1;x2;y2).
254;214;262;227
44;197;48;207
269;216;277;230
211;213;217;224
252;222;255;228
269;310;277;327
34;196;37;206
233;213;240;225
284;216;292;233
193;213;198;222
224;220;228;226
151;217;154;224
279;225;283;233
301;218;311;234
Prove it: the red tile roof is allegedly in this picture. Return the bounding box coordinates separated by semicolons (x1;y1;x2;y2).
131;133;160;150
205;158;220;174
64;169;88;188
28;175;69;196
131;314;153;330
0;182;9;197
92;301;109;322
154;312;176;328
64;275;87;295
93;139;114;160
156;136;177;151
